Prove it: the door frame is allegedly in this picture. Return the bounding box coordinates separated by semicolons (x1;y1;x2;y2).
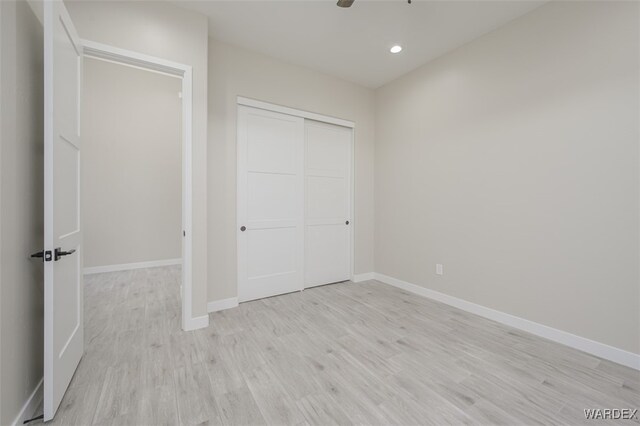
82;40;197;331
236;97;356;288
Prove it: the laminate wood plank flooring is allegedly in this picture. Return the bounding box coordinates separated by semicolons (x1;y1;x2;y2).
37;266;639;425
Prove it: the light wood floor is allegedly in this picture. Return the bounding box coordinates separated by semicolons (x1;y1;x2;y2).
42;266;638;425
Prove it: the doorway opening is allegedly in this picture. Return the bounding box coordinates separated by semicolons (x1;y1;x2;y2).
82;40;195;332
82;55;182;328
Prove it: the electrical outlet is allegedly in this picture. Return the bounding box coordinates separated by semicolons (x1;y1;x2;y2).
436;264;444;275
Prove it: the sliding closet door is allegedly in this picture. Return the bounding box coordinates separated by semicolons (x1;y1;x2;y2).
304;120;352;288
237;106;305;302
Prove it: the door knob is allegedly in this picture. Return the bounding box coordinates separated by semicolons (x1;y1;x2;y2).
345;220;350;225
240;226;246;232
54;247;76;261
30;250;53;262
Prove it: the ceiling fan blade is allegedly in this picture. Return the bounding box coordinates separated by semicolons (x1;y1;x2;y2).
337;0;355;8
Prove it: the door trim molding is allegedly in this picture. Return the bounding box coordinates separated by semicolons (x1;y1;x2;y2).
80;40;202;331
374;273;640;371
237;96;355;129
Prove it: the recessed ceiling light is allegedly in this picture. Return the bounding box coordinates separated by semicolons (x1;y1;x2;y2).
390;45;403;54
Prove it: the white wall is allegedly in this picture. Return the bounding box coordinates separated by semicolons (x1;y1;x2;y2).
82;58;182;269
66;0;209;319
0;1;44;423
208;39;376;302
375;1;639;355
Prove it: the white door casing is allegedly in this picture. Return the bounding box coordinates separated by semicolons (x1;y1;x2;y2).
43;0;84;421
304;120;352;288
237;106;305;302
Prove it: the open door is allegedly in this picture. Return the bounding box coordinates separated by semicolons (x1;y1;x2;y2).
43;0;83;421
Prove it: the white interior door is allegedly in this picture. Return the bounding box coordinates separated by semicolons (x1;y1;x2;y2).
304;120;352;288
237;106;304;302
43;1;83;421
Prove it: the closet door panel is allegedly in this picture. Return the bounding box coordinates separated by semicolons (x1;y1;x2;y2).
238;106;304;302
305;224;350;287
306;176;348;222
247;228;297;278
247;173;297;221
304;120;352;288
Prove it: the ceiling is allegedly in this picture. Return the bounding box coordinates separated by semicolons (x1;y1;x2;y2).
173;0;545;88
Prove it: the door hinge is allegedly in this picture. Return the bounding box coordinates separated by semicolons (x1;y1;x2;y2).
30;250;53;262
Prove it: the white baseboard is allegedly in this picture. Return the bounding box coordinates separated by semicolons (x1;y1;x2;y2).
352;272;375;283
11;378;43;426
83;258;182;275
374;273;640;371
208;297;239;313
184;314;209;331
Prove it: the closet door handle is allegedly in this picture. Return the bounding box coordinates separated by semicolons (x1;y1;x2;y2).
345;220;350;225
240;226;246;232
